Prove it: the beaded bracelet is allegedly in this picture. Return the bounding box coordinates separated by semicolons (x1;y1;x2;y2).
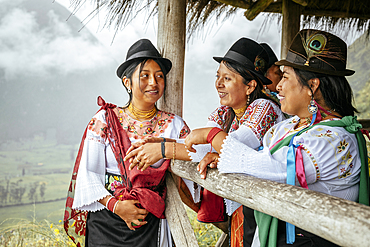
207;127;223;145
106;196;119;213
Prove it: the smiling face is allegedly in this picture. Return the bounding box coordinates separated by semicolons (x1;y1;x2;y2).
276;66;311;117
265;65;283;92
124;59;165;110
215;61;251;109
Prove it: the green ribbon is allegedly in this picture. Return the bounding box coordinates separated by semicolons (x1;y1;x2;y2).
255;116;369;247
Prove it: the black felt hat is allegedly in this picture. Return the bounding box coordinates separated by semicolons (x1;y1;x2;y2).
116;39;172;78
260;43;278;69
213;37;272;85
276;29;354;76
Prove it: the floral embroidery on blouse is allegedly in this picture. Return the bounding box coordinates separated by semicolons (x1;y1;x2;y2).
208;100;279;144
301;144;320;180
179;123;190;139
105;173;123;194
117;108;176;139
337;140;349;153
87;118;108;139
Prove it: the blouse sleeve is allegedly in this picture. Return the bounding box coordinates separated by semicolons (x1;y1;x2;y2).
218;135;288;183
233;99;281;148
218;125;361;194
72;110;111;212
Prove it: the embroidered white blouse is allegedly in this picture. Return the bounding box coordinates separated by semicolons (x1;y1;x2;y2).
188;98;285;213
72;108;190;211
218;116;361;202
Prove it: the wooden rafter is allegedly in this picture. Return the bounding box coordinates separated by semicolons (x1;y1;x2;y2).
244;0;274;21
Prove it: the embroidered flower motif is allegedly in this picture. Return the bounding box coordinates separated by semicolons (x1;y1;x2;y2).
128;125;135;133
88;118;96;131
110;180;122;192
158;120;165;127
337;140;348;153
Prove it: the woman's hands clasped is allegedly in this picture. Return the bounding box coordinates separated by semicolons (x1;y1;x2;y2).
124;137;175;171
115;199;149;231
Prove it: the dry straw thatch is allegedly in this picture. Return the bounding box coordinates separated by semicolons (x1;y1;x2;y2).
68;0;370;40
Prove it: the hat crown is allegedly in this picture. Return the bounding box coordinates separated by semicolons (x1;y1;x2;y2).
126;39;161;60
213;37;272;85
276;29;354;76
116;39;172;78
228;38;269;75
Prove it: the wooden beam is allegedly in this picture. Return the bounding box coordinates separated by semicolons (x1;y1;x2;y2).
157;0;186;116
292;0;308;7
244;0;274;21
215;0;251;9
263;3;370;19
165;172;199;247
281;0;301;59
171;160;370;247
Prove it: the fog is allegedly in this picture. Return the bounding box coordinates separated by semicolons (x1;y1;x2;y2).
0;0;366;232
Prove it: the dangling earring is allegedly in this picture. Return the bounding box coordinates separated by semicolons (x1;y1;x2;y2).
264;86;271;94
128;89;131;94
308;96;318;114
247;95;250;106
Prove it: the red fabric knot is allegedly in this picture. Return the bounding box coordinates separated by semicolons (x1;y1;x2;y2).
97;96;117;109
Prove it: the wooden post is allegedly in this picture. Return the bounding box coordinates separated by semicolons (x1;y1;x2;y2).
165;172;199;247
281;0;301;59
157;1;198;246
157;0;186;116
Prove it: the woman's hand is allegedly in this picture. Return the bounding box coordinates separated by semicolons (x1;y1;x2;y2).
184;127;213;152
114;199;149;231
124;143;162;171
197;152;219;179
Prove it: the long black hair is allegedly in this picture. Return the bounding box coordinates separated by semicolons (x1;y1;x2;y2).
293;68;358;117
223;60;271;104
121;58;168;108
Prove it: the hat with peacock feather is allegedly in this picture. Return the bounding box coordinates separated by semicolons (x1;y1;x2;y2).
276;29;354;76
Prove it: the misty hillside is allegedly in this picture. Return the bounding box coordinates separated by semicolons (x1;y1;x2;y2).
347;34;370;119
0;0;127;144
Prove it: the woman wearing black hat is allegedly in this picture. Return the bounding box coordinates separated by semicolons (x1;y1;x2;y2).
124;37;286;246
185;29;369;246
63;39;190;247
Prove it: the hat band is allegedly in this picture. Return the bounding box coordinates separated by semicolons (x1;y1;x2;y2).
286;51;344;73
126;50;161;61
224;50;255;69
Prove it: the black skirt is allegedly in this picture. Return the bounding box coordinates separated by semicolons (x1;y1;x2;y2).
85;209;161;247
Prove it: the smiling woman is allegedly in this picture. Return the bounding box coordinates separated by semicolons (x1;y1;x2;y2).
63;39;190;247
184;29;370;247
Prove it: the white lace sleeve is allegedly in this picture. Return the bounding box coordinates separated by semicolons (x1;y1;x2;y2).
72;111;111;212
218;135;287;183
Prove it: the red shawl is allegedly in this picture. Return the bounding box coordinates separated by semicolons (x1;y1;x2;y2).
63;96;170;246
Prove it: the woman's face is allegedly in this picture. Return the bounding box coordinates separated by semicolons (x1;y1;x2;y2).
215;62;250;109
128;59;165;109
265;65;283;92
276;66;311;117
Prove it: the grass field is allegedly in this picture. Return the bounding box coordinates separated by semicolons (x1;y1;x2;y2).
0;138;222;246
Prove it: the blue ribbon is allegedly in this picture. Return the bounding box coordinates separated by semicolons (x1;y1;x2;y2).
285;113;316;244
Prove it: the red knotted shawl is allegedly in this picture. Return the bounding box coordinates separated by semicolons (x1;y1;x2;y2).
63;96;170;246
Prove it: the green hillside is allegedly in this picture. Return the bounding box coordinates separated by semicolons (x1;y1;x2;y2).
347;34;370;119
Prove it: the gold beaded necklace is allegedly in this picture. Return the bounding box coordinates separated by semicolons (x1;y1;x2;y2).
234;105;248;121
128;103;157;121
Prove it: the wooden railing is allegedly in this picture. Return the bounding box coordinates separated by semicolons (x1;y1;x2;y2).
165;160;370;247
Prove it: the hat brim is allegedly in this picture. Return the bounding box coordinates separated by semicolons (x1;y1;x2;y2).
116;56;172;78
275;59;355;77
213;57;272;85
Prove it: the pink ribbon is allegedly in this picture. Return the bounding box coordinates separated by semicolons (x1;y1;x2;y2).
295;145;308;189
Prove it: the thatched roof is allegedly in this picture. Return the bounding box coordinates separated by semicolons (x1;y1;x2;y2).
69;0;370;39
